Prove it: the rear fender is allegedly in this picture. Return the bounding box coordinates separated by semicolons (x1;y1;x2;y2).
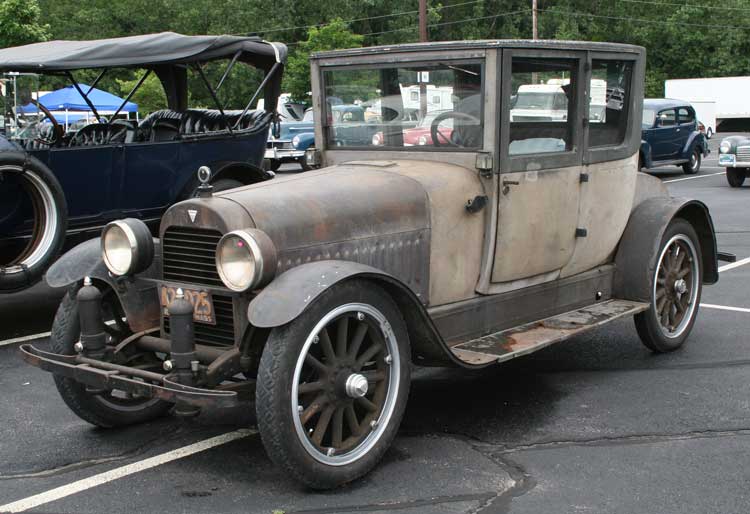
683;131;708;156
46;238;162;332
614;197;718;302
247;260;469;368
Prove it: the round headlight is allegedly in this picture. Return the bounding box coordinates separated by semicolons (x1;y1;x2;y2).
292;135;301;148
372;133;382;146
418;135;428;146
216;229;277;292
101;219;154;276
720;141;731;154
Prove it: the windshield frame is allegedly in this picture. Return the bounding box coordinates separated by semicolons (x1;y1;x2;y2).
318;58;486;153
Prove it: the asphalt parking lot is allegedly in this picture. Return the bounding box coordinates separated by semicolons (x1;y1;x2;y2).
1;135;749;514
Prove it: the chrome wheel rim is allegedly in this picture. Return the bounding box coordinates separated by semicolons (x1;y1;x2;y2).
291;303;400;466
653;234;700;338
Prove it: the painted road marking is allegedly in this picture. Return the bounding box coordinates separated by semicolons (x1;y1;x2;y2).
0;321;118;348
718;256;750;273
701;303;750;314
663;172;724;183
0;429;255;513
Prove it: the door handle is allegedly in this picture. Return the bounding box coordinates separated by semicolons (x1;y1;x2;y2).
502;179;519;195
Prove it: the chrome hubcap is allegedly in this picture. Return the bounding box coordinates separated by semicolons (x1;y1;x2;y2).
674;278;687;295
345;374;369;398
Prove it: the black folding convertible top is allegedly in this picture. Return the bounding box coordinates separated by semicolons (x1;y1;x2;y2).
0;32;286;72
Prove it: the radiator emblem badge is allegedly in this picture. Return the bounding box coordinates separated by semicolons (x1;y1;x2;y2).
188;209;198;223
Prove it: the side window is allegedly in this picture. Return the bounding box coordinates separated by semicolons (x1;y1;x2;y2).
589;59;633;147
657;109;676;127
509;58;577;156
678;107;694;124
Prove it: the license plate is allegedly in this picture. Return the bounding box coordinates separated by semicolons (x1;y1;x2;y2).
719;154;736;165
160;285;215;325
264;148;277;159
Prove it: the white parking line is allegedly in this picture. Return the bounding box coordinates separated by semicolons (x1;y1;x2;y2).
701;303;750;314
0;429;254;513
663;172;724;183
0;331;51;348
719;256;750;273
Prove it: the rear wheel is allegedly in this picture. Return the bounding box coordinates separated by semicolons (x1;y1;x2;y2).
635;219;702;353
256;280;410;489
682;148;701;174
726;168;746;188
50;283;171;427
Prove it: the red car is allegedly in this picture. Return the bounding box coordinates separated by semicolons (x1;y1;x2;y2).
372;110;454;146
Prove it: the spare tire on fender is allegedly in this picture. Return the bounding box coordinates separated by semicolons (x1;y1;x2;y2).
0;151;67;293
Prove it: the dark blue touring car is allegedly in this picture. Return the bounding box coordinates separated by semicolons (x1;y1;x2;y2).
640;98;708;174
0;33;286;292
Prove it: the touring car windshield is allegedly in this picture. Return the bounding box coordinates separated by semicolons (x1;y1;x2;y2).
322;61;483;149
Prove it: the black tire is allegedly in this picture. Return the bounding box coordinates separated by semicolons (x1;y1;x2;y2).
50;284;171;427
269;159;282;172
706;128;713;139
634;219;702;353
211;178;243;193
638;154;644;171
299;153;313;172
256;280;411;489
0;152;67;293
682;148;701;174
726;168;746;188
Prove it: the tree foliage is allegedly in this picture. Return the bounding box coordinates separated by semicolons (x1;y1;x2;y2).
0;0;50;49
3;0;749;104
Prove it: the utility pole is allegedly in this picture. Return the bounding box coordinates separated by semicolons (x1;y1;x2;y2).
532;0;538;40
418;0;428;119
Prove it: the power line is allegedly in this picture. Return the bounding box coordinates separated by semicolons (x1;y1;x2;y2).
539;8;750;30
616;0;750;11
257;0;487;35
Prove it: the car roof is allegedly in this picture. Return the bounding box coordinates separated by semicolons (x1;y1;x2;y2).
643;98;691;110
312;39;645;59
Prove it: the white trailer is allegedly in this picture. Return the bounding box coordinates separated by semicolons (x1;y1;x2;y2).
689;100;717;138
665;77;750;121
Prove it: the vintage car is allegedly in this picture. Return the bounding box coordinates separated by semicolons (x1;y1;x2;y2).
21;40;725;489
265;108;315;171
640;98;708;174
0;32;285;292
718;135;750;187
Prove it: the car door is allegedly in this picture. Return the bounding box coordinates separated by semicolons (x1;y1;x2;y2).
676;106;695;154
650;108;678;160
491;51;584;286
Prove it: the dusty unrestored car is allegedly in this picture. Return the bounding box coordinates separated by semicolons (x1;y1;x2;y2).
22;40;724;489
718;135;750;187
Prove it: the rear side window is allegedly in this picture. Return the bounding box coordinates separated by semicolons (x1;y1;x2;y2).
678;107;694;124
588;60;633;147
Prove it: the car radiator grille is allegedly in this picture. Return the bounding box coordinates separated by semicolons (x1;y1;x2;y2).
267;140;294;149
737;146;750;162
162;226;236;348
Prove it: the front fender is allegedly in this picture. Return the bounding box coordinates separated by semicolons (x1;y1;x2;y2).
294;132;315;150
46;238;162;332
614;197;718;302
247;260;473;368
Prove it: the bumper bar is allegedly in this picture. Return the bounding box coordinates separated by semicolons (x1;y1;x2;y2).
19;344;238;409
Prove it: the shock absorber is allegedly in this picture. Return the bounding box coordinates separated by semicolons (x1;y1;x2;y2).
167;288;200;417
76;276;107;360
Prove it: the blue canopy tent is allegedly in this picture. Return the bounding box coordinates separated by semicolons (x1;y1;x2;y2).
18;84;138;128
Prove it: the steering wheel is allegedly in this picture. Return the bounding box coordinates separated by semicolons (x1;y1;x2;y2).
430;111;481;148
30;99;63;146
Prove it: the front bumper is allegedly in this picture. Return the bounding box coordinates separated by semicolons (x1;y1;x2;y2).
265;146;304;160
20;344;238;409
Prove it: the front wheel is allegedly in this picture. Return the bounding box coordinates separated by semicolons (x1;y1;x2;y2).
299;153;314;171
726;168;747;188
682;148;701;174
50;283;171;427
635;219;702;352
256;280;411;489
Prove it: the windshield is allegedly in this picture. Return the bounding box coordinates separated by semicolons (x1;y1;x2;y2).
302;109;314;122
322;61;483;149
3;73;45;140
642;108;656;128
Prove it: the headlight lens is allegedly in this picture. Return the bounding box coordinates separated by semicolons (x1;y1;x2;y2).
720;141;731;154
216;229;277;292
372;133;382;146
101;219;153;276
292;135;301;148
418;135;428;146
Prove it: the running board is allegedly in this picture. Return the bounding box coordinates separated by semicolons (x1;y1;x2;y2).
451;299;649;365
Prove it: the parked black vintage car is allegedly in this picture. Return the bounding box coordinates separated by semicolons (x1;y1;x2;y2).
0;33;286;293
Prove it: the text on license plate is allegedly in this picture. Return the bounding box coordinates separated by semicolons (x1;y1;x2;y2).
719;154;736;165
160;285;215;325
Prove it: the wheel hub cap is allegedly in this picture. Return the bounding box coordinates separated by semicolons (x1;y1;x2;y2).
344;373;368;398
674;278;687;295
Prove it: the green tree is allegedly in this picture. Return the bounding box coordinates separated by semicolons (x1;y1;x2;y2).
283;19;364;102
0;0;50;48
116;72;167;116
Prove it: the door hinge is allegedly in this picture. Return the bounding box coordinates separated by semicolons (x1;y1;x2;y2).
575;228;588;238
579;173;589;183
